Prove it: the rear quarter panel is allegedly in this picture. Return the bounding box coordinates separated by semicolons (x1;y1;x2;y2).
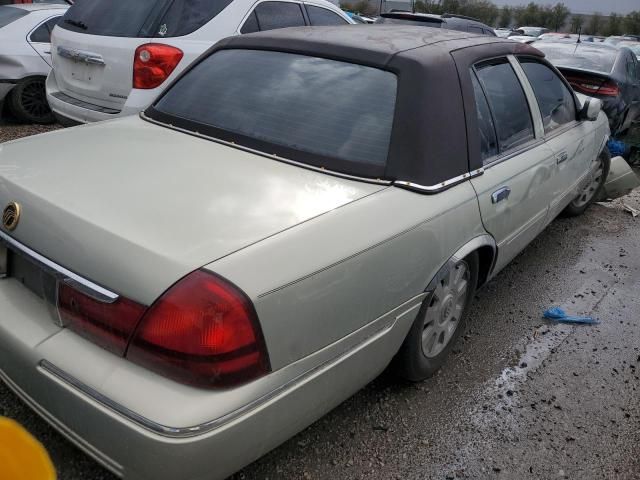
206;182;486;370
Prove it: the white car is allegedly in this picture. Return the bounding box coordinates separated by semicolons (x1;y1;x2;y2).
0;3;68;123
46;0;354;125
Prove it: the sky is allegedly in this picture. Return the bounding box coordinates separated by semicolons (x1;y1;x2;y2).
491;0;638;15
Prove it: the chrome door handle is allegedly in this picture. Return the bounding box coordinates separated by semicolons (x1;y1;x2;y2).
491;186;511;204
556;151;569;164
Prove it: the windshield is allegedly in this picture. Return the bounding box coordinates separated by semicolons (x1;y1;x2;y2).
536;44;617;74
151;49;397;178
59;0;233;37
0;6;28;29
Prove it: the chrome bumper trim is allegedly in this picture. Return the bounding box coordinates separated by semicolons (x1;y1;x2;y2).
38;293;425;438
0;230;119;302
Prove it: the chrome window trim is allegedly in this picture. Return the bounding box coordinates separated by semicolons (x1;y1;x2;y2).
508;55;545;139
0;230;119;303
393;168;484;193
140;112;393;187
481;138;545;169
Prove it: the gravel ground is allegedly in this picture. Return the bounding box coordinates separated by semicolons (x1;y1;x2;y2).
0;122;61;144
0;123;639;480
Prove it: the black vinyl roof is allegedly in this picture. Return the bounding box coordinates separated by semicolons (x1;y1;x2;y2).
216;25;508;67
150;26;544;189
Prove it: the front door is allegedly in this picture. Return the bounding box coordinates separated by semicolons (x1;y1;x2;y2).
516;57;595;219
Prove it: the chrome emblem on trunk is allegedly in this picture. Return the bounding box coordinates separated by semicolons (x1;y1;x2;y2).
2;202;21;231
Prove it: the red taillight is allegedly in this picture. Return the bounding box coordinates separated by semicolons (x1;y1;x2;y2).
565;75;620;97
58;283;146;355
126;270;270;388
133;43;183;90
595;81;620;96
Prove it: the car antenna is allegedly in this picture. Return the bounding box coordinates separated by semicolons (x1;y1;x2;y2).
577;26;582;43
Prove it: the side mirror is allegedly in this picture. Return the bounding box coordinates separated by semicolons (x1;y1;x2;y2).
579;97;602;121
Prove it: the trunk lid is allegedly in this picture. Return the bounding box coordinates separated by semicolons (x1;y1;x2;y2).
0;116;386;305
51;27;146;111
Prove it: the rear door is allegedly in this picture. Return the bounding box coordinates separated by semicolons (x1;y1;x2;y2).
468;57;557;273
516;57;594;219
51;0;166;111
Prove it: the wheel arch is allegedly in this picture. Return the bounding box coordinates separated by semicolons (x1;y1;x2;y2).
428;234;497;293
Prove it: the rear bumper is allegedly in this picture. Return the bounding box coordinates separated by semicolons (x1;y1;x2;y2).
0;272;422;479
45;71;158;124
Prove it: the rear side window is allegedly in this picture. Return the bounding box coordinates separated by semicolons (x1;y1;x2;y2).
471;73;498;162
519;59;576;134
29;16;62;43
58;0;232;38
155;0;234;37
0;6;28;28
475;60;534;152
153;49;397;177
306;5;348;26
250;2;305;32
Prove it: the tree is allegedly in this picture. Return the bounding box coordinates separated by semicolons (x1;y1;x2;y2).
498;6;512;28
514;3;541;27
549;3;570;31
587;12;603;35
623;11;640;35
570;14;584;33
605;13;622;36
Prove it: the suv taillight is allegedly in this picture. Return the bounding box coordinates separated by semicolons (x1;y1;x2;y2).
126;270;270;388
133;43;183;90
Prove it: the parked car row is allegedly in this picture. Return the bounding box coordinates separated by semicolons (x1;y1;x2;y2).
1;4;639;480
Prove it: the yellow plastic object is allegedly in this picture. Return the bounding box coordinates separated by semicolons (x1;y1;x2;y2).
0;417;56;480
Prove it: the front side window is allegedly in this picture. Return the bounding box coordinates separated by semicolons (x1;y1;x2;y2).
152;49;397;177
0;6;28;29
471;73;498;162
475;59;534;152
519;59;576;134
306;5;348;26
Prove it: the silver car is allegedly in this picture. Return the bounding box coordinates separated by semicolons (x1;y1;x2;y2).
0;27;637;479
0;3;67;123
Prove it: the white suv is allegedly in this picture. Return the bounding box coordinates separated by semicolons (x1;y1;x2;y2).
46;0;353;125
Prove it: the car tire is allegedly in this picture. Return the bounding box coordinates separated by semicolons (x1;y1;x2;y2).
563;146;611;217
7;77;55;124
394;251;479;382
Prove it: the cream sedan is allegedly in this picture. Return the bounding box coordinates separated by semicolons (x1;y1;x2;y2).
0;27;637;480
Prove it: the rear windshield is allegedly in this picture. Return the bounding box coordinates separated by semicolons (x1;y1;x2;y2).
375;16;442;28
0;6;28;28
537;44;617;74
150;49;397;178
59;0;232;38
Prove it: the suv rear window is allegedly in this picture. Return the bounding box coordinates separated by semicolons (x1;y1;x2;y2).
0;6;28;29
59;0;232;38
151;49;397;178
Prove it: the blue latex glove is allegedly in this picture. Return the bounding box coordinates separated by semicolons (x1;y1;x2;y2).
543;307;599;325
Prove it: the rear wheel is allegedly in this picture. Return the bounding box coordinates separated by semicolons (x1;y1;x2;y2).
395;252;478;381
563;147;610;217
7;77;54;124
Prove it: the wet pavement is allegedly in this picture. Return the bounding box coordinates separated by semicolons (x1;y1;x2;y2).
0;150;638;479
